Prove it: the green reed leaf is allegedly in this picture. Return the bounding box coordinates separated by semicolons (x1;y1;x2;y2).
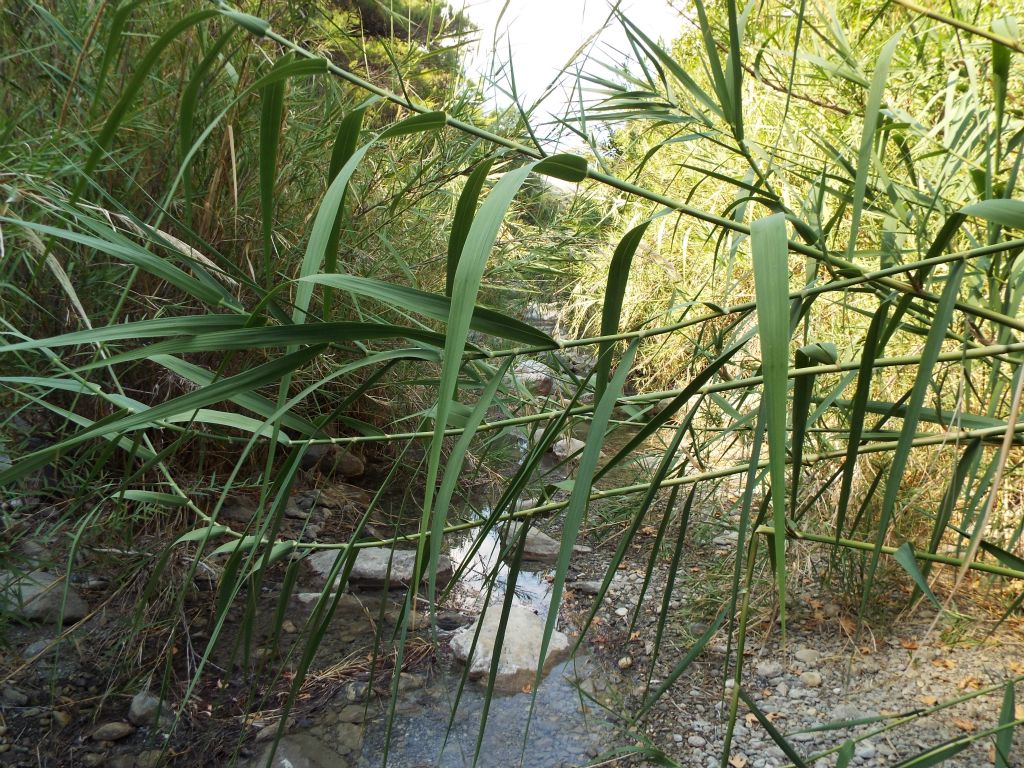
751;212;791;636
299;274;554;345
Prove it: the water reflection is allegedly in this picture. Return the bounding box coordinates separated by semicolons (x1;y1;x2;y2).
357;656;610;768
444;512;554;615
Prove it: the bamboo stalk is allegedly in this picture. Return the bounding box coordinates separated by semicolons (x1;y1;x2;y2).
754;525;1024;581
893;0;1024;54
294;340;1024;446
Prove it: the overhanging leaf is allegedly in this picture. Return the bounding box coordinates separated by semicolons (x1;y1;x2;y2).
751;212;791;635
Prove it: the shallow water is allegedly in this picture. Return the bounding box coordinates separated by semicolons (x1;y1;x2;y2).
352;512;616;768
444;512;554;614
248;506;620;768
251;433;630;768
356;655;612;768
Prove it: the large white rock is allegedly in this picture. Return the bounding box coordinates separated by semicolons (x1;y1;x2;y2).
248;732;357;768
532;426;586;461
449;603;571;692
0;570;89;624
550;435;586;461
306;548;452;589
513;360;560;397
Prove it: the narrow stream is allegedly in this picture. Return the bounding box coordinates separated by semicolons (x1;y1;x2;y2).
354;513;617;767
250;426;635;767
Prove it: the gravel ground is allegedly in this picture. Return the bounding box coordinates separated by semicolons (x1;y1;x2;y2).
564;531;1024;768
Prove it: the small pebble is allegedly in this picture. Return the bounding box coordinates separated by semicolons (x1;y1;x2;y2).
135;750;164;768
22;639;55;659
51;710;71;728
91;721;135;741
855;742;876;759
795;648;820;664
1;686;28;707
800;671;823;688
756;661;784;678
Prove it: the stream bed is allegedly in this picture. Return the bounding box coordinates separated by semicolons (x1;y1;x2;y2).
250;495;622;768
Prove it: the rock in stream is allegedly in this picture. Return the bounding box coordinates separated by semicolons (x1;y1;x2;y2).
449;603;571;692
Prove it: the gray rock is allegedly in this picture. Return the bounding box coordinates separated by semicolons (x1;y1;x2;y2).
128;691;172;728
91;721;134;741
301;445;365;478
14;539;47;563
333;722;364;755
249;733;344;768
449;603;571;692
337;703;368;723
306;548;452;589
575;580;602;595
0;571;88;624
1;686;28;706
855;741;876;759
687;735;707;747
506;522;562;564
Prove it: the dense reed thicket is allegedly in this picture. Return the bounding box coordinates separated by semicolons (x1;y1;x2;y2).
1;1;1023;766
